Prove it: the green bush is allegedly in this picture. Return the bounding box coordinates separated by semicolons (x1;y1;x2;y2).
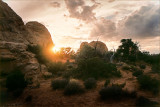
51;78;69;90
0;90;8;104
137;75;160;94
132;70;143;77
62;70;73;79
77;57;121;79
152;64;160;73
136;96;158;107
0;70;9;77
122;65;130;71
84;78;97;89
99;85;136;100
130;65;138;72
48;62;67;75
104;79;110;87
137;52;160;64
25;95;32;102
64;81;84;95
6;70;27;97
139;64;146;69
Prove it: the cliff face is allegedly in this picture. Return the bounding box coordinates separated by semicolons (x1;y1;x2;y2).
0;0;53;87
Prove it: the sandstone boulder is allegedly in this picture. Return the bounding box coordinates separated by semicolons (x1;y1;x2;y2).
79;41;108;54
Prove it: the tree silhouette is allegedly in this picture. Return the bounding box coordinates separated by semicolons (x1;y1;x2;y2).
116;39;139;62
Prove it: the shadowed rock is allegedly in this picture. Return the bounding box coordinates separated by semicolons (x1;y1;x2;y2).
0;0;54;85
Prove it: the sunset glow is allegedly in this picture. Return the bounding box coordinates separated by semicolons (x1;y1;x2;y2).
4;0;160;54
52;46;60;53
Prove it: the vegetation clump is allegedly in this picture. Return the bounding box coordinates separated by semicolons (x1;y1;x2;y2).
136;96;158;107
48;62;67;75
6;69;27;97
137;75;160;94
64;80;84;95
84;78;97;89
51;78;69;90
77;57;121;79
122;65;130;71
139;64;146;69
99;85;136;100
115;39;139;62
152;63;160;74
104;79;110;87
132;70;143;77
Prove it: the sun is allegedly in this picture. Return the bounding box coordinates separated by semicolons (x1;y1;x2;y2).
52;46;60;53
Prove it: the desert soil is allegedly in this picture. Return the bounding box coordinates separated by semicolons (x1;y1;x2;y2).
5;65;160;107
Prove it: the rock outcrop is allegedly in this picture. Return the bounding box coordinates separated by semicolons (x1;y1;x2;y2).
79;41;108;54
0;0;54;86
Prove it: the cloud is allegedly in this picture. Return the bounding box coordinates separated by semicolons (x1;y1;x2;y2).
7;0;61;19
118;4;160;38
108;0;115;3
64;0;98;23
90;18;117;40
50;2;61;8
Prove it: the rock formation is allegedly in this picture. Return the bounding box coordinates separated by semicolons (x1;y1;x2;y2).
0;0;54;87
79;41;108;54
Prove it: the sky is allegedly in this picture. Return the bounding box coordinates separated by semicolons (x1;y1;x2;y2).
3;0;160;54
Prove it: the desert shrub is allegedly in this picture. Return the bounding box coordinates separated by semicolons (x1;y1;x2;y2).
139;64;146;69
77;57;121;79
137;52;160;64
122;65;130;71
12;88;24;97
51;78;69;90
99;85;136;100
0;90;8;104
99;86;121;100
25;95;32;102
136;96;158;107
27;45;48;64
0;70;9;77
48;62;67;75
6;70;27;95
137;75;160;94
0;79;6;87
130;65;138;72
62;70;74;79
132;70;143;77
64;81;84;95
104;79;110;87
152;64;160;74
112;70;121;77
84;78;97;89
